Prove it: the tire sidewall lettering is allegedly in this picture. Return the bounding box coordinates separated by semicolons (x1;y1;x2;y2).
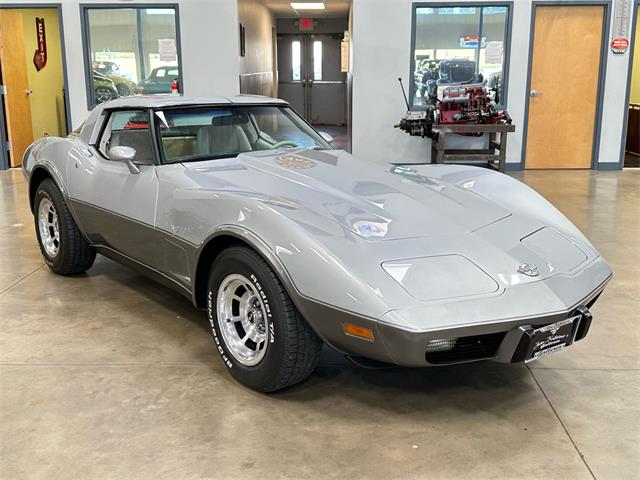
208;290;233;368
250;273;274;343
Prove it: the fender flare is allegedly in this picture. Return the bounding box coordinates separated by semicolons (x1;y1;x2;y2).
192;225;300;309
28;161;67;212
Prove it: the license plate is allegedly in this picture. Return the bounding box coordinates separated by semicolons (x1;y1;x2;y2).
525;316;578;363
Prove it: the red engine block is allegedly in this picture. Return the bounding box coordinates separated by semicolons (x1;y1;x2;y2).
437;85;510;127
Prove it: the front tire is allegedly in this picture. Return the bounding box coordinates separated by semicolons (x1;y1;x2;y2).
94;86;116;103
34;179;96;275
207;247;322;392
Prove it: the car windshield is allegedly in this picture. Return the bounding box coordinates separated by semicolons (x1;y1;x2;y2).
154;105;330;164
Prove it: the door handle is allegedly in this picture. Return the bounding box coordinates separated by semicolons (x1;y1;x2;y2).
309;79;313;88
25;88;33;95
530;89;542;97
301;78;307;87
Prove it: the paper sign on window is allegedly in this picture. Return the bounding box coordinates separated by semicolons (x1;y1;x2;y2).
485;41;503;64
158;39;177;62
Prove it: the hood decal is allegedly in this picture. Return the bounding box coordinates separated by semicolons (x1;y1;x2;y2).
275;154;317;170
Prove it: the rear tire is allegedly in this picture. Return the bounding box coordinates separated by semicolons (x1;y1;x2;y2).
116;83;131;96
207;247;322;392
34;179;96;275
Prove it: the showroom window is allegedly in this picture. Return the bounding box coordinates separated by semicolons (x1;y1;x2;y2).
81;5;182;107
410;4;511;108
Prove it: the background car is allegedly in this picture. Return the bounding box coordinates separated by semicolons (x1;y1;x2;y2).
415;59;440;100
92;61;137;97
137;66;180;94
92;71;119;103
417;59;485;101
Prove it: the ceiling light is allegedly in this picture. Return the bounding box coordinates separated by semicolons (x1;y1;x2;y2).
290;2;326;10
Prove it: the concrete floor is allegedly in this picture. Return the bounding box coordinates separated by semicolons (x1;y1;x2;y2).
315;125;349;150
1;168;638;480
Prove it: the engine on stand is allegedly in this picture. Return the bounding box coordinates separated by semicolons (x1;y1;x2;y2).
395;78;511;140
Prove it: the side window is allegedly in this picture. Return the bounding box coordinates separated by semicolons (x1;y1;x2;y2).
98;110;155;165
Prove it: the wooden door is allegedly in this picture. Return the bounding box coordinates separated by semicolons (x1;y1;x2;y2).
525;5;604;169
0;10;33;167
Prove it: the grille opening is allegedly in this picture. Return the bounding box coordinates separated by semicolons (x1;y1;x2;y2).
425;332;506;365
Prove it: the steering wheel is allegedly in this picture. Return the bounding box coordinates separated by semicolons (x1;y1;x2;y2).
270;140;299;149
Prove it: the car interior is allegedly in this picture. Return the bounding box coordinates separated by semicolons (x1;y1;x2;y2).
156;108;321;163
99;111;155;165
98;107;324;165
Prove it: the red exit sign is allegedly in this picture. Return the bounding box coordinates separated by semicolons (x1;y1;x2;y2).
299;18;314;31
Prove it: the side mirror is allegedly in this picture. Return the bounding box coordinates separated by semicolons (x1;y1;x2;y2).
109;146;140;174
319;131;334;144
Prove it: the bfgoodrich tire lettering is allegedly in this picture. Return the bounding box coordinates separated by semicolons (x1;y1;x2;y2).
34;179;96;275
207;247;322;392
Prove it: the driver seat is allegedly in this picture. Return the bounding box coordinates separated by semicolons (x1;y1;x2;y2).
196;115;252;156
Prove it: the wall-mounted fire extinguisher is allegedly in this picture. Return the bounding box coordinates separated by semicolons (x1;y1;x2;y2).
171;78;180;95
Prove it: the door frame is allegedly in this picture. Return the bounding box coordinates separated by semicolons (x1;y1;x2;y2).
619;0;639;168
0;3;72;170
520;1;611;170
0;62;8;170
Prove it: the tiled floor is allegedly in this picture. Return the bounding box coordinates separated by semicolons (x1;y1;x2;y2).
1;168;638;479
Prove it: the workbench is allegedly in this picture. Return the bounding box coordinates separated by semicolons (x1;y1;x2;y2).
430;123;516;172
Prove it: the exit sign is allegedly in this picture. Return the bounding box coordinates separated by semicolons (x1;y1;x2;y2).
299;18;314;31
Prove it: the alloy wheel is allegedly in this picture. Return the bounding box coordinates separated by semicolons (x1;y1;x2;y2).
216;274;269;366
38;198;60;257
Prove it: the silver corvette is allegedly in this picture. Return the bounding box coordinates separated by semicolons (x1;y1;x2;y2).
23;95;612;392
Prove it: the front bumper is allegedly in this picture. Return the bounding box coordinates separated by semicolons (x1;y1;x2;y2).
296;257;611;367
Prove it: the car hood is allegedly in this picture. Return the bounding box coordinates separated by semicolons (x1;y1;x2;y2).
174;149;603;318
183;148;511;241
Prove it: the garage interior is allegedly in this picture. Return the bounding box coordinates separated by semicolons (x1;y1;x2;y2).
1;0;639;479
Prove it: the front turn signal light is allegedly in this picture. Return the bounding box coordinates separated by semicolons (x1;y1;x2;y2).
343;323;374;342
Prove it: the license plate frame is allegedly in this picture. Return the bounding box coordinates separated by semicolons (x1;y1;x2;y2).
524;316;579;363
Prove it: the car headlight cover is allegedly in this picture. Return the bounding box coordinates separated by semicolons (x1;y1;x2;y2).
382;254;498;301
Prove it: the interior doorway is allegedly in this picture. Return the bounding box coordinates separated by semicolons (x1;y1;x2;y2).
277;33;346;126
0;6;69;169
523;4;607;169
236;1;351;150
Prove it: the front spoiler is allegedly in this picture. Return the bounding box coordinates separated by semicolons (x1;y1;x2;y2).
294;257;612;367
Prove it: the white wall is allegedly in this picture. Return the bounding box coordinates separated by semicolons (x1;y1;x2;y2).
351;0;634;168
238;0;276;97
1;0;240;130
